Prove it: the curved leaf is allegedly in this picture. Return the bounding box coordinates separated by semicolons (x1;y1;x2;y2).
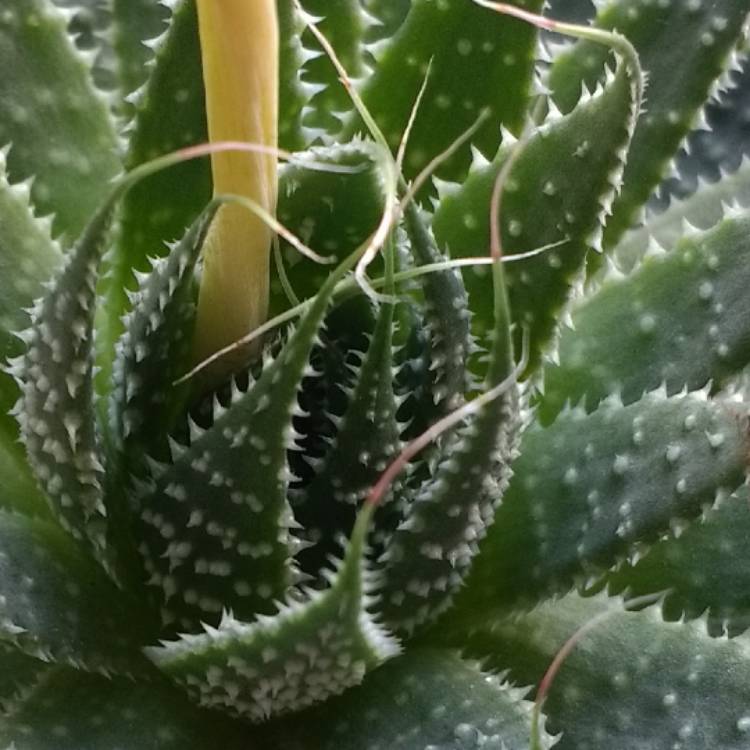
432;49;640;372
147;506;398;723
260;649;556;750
541;212;750;423
451;391;748;620
0;0;121;240
0;667;248;749
549;0;750;250
461;593;750;750
607;486;750;637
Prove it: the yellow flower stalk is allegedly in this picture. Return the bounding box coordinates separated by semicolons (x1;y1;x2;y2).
192;0;278;372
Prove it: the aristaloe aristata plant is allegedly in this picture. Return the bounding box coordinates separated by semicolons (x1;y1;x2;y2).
3;0;750;747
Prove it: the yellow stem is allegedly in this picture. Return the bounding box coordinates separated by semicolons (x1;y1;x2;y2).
193;0;279;374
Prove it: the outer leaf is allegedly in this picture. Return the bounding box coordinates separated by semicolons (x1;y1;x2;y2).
540;213;750;423
111;0;170;100
606;486;750;637
352;0;544;185
360;0;410;40
0;510;154;675
13;202;114;561
0;439;50;519
450;391;748;620
378;263;520;635
0;644;49;711
0;0;121;239
259;649;556;750
101;0;210;385
432;52;639;372
549;0;750;250
615;157;750;272
461;593;750;750
299;0;369;135
0;150;61;450
0;667;247;749
147;506;399;723
277;0;311;151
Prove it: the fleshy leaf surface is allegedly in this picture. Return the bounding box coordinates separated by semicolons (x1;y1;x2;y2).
259;649;556;749
549;0;750;250
606;485;750;637
432;50;640;371
0;0;121;239
541;213;750;423
451;391;748;619
461;593;750;750
147;506;399;723
352;0;544;185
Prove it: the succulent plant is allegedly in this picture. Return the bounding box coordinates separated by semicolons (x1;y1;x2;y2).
4;0;750;748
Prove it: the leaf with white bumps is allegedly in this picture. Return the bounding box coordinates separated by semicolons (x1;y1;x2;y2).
132;226;386;632
541;213;750;423
0;510;155;676
295;296;403;577
451;391;749;620
461;592;750;750
15;202;114;562
0;665;248;749
0;0;121;239
0;148;61;452
549;0;750;250
147;505;399;724
259;649;556;750
432;49;640;373
607;485;750;637
351;0;544;189
378;263;520;635
100;0;210;387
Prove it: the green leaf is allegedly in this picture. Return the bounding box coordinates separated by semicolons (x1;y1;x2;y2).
132;168;390;630
295;295;402;577
0;0;121;240
0;439;50;519
0;667;247;749
614;157;750;273
100;0;210;388
109;202;219;463
147;505;399;723
450;391;748;620
111;0;169;101
0;149;61;451
540;212;750;424
0;643;50;710
460;593;750;750
403;202;473;416
360;0;410;39
352;0;544;185
272;140;388;312
432;51;639;372
298;0;370;136
277;0;313;151
378;262;520;635
13;201;114;562
0;510;154;675
606;485;750;637
549;0;750;250
259;649;556;750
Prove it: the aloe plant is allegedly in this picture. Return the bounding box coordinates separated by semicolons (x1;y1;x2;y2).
3;0;750;748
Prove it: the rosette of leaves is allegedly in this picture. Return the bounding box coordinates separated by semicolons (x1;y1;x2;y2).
2;1;750;749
